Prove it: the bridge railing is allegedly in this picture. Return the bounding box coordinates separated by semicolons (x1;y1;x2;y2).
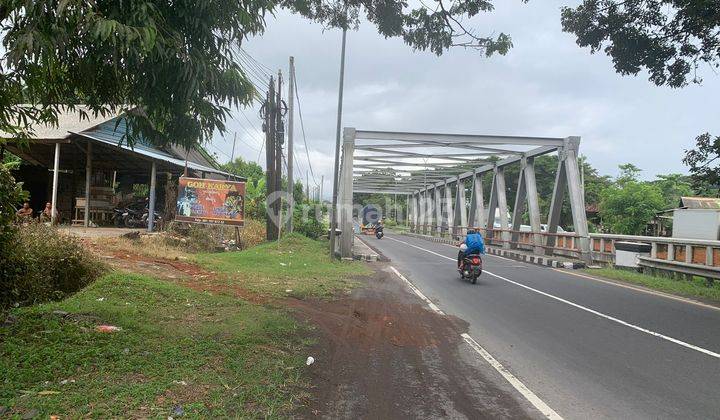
409;224;720;279
588;233;720;279
410;223;583;257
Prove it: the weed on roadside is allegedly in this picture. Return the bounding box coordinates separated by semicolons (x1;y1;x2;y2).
0;272;309;418
195;234;371;298
584;267;720;303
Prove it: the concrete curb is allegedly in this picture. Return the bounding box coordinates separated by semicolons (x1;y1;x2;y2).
353;235;379;262
401;232;586;269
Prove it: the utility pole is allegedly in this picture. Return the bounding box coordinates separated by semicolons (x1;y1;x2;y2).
263;77;278;240
286;57;295;233
329;25;348;257
275;70;284;238
230;132;237;163
306;171;309;203
320;175;324;202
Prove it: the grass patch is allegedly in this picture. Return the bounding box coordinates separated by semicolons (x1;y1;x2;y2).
1;272;310;418
583;267;720;303
195;233;371;298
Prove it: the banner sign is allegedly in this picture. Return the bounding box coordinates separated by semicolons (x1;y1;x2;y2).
176;177;245;226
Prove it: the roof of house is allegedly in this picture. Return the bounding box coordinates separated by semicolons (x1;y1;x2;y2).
3;106;241;179
0;106;122;140
679;196;720;209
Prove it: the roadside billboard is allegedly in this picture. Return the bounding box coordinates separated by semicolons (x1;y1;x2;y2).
176;177;245;226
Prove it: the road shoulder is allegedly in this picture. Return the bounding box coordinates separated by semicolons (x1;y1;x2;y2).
290;262;538;419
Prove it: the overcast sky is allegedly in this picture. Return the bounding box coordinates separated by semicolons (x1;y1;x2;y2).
211;0;720;198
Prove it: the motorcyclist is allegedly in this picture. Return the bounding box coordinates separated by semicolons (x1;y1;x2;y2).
457;229;485;269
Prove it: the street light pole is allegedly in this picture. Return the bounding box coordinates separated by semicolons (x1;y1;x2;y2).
329;26;348;258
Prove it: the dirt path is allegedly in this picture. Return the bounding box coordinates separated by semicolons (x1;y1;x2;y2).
289;263;534;419
86;242;534;418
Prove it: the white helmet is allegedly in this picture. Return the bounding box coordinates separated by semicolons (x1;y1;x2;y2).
459;243;468;252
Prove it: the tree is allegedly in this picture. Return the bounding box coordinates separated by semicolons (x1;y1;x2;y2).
561;0;720;88
599;165;665;235
221;157;264;181
652;174;693;208
1;0;513;149
617;163;641;185
683;133;720;195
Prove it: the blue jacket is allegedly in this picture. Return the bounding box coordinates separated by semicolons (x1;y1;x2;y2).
464;233;485;255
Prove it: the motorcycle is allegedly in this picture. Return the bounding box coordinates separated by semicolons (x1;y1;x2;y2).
113;203;162;230
459;252;482;284
375;224;384;239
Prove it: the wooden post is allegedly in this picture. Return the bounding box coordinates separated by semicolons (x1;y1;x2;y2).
84;142;92;227
51;143;61;225
147;161;157;232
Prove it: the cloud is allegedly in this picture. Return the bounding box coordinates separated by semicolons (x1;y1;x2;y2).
212;1;720;198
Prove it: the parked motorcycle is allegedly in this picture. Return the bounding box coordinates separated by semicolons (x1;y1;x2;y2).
113;202;162;230
459;252;482;284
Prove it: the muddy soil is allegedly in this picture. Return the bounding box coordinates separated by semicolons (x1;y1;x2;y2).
289;263;534;419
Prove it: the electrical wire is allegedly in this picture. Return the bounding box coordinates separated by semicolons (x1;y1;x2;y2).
292;70;318;186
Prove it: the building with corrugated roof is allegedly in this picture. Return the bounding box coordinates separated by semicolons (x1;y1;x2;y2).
1;107;242;227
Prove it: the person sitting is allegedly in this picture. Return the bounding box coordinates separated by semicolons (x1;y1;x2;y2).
39;202;57;224
16;202;34;221
457;229;485;269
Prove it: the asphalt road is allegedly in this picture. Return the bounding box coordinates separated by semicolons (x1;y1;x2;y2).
366;232;720;419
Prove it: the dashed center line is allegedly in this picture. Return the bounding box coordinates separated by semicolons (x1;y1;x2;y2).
385;235;720;360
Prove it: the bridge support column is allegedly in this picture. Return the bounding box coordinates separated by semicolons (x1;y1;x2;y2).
510;159;528;250
495;167;510;248
415;191;425;233
433;185;443;236
486;169;498;245
564;137;591;262
468;169;485;231
443;181;454;238
453;176;467;239
425;189;433;235
339;128;355;258
524;157;544;254
546;137;591;263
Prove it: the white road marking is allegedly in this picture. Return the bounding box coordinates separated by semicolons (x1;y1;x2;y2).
437;239;718;311
389;259;562;418
386;236;720;360
390;266;444;315
552;268;720;312
461;333;564;420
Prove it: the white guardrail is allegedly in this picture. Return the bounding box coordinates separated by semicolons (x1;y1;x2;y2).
589;233;720;280
410;224;720;280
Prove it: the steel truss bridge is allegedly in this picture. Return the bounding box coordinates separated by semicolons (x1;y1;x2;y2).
335;128;589;260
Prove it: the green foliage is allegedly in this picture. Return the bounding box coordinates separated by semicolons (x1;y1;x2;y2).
1;0;262;148
561;1;720;87
2;0;513;149
195;233;370;298
585;268;720;303
599;177;665;235
617;163;641;185
292;204;325;239
0;272;308;417
652;174;693;208
683;133;720;195
221;157;264;181
1;224;104;309
0;162;28;243
245;177;267;221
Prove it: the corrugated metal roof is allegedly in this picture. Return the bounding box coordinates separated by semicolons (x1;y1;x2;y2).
680;196;720;209
0;105;121;140
73;118;242;179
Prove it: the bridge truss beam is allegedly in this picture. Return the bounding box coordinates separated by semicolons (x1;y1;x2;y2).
337;128;590;262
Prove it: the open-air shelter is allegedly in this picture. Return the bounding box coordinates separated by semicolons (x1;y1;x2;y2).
2;107;239;230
